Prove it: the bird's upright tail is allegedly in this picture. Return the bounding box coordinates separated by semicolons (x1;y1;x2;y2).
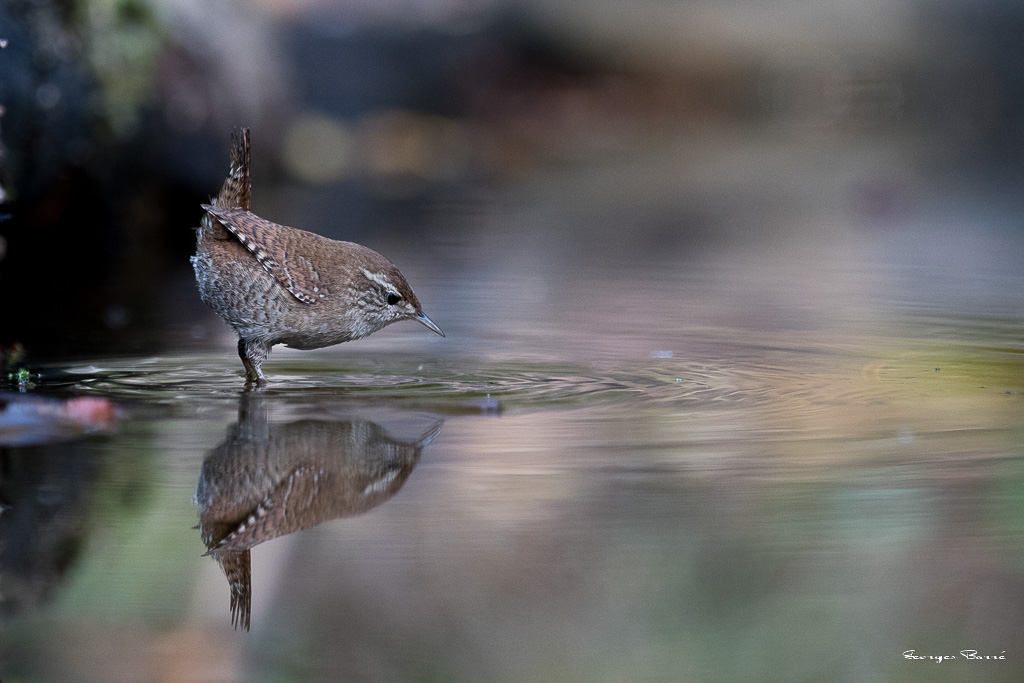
217;127;251;211
198;127;251;243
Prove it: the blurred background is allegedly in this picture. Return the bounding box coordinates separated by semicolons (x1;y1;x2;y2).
1;1;1024;682
0;0;1022;356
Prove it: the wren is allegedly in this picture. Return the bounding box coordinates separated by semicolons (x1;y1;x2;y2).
192;128;443;384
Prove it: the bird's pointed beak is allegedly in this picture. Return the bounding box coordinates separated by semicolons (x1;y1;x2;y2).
415;311;445;337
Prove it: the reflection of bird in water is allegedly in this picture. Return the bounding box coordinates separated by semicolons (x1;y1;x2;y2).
195;394;442;630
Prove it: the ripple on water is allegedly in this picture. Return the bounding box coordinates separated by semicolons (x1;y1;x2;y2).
33;342;1022;433
44;354;751;410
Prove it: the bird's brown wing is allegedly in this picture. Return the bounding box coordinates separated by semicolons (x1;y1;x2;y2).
206;465;325;554
201;205;323;304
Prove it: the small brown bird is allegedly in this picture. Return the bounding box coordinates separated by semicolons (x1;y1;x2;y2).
192;128;443;384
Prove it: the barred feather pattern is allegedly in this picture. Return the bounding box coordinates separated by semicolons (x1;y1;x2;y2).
196;127;250;245
200;205;327;305
221;549;251;631
219;127;251;211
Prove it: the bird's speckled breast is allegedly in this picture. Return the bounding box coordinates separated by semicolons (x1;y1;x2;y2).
192;238;296;344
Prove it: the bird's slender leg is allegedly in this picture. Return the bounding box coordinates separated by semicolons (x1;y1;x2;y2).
238;338;269;387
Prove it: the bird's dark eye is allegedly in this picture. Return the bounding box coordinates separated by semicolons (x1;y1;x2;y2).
386;292;401;306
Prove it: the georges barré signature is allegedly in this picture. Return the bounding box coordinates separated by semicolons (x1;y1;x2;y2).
904;650;1007;663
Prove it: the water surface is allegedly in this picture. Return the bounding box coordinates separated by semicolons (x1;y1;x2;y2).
1;216;1022;683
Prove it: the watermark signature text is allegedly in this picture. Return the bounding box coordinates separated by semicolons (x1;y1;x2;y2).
903;650;1006;663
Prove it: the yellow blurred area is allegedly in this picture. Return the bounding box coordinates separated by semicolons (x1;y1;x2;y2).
282;113;354;183
281;110;468;188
